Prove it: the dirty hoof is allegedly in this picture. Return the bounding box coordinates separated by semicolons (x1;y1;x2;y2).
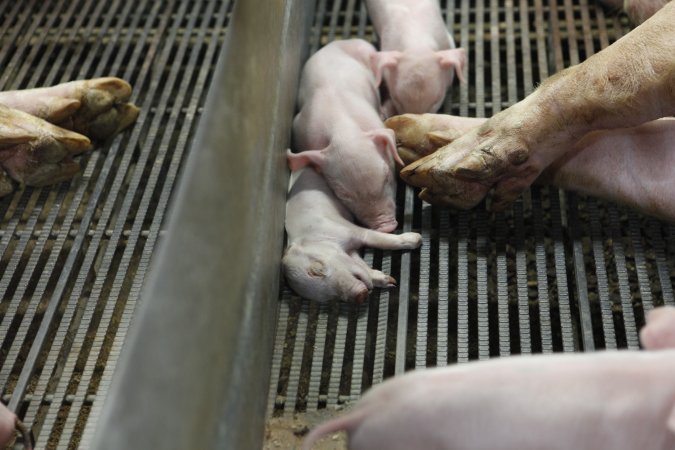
0;104;92;196
0;77;140;142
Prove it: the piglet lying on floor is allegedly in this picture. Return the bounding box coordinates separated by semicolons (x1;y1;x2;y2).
0;402;32;450
283;168;421;303
366;0;466;116
303;306;675;449
287;39;403;233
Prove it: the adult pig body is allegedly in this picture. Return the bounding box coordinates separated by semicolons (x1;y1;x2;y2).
288;39;402;232
283;168;421;303
399;1;675;210
366;0;466;115
303;349;675;450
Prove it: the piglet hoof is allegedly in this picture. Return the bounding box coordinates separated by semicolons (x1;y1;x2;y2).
372;273;397;288
399;232;422;249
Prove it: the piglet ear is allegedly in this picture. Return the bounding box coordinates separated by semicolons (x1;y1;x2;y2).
437;48;467;84
286;148;327;172
368;128;404;167
370;50;402;87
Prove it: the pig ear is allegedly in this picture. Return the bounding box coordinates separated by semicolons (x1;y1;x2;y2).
370;51;402;87
368;128;404;167
286;148;327;172
436;48;467;84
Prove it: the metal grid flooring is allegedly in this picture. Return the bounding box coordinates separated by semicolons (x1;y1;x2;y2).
268;0;675;417
0;1;233;448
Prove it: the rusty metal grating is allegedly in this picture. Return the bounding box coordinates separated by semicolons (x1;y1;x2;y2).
0;1;233;448
268;0;675;421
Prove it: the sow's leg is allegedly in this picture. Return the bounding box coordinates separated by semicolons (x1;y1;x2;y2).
398;3;675;210
387;114;675;222
0;104;91;196
0;77;140;141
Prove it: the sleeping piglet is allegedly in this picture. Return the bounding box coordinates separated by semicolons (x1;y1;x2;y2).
288;39;404;233
303;309;675;449
282;168;421;303
366;0;466;116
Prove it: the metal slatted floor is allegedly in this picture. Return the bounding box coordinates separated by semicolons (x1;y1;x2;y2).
0;1;232;448
267;0;675;430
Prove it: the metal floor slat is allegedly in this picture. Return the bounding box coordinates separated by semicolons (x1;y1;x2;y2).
267;0;675;431
0;1;232;448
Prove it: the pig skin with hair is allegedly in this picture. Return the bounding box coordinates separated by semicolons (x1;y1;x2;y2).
387;114;675;222
304;306;675;449
399;2;675;211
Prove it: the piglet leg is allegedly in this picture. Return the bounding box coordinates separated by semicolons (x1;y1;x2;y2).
0;77;140;142
357;228;422;250
351;252;397;288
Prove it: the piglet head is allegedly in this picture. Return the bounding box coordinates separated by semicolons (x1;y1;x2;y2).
282;242;372;303
640;306;675;350
286;130;401;232
377;48;466;115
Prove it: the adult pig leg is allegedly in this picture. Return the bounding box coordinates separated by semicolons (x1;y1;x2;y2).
388;114;675;221
0;104;91;194
400;2;675;210
0;77;140;141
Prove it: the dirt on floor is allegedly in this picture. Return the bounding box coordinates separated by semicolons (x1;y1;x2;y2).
264;407;352;450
